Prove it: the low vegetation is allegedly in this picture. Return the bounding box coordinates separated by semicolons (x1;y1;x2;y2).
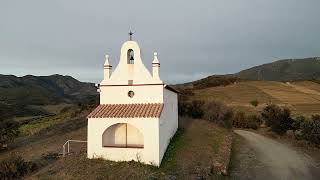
202;101;234;128
261;104;294;135
192;75;241;89
292;115;320;144
0;119;19;149
179;97;320;146
0;155;37;179
255;104;320;145
179;100;234;128
250;99;259;107
233;112;262;130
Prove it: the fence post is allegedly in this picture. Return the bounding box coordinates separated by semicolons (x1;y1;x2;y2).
62;140;87;158
62;143;66;157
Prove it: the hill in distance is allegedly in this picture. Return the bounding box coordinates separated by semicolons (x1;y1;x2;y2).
0;74;97;119
176;57;320;90
174;57;320;117
235;57;320;81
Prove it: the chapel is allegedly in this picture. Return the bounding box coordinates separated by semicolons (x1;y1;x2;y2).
87;35;178;166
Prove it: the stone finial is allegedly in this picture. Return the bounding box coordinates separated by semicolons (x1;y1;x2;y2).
104;54;111;66
152;52;160;64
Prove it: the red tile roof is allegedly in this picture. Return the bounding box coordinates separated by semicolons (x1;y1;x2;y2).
88;103;164;118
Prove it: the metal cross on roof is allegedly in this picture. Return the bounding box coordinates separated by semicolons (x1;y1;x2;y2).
129;31;134;40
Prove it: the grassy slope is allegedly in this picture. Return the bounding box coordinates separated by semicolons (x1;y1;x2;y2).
13;118;230;179
191;80;320;116
0;107;89;161
236;57;320;81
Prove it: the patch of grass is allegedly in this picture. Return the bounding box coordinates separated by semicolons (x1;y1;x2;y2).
211;131;226;154
228;134;242;172
160;128;186;171
19;110;74;136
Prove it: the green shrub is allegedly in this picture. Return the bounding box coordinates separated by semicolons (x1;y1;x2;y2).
233;111;246;128
0;119;20;148
0;155;37;179
178;100;204;119
177;88;194;102
202;101;234;128
250;100;259;107
246;115;262;130
300;115;320;144
233;111;261;130
192;75;240;89
261;104;293;135
190;100;205;118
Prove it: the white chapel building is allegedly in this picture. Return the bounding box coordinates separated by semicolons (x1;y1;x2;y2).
87;37;178;166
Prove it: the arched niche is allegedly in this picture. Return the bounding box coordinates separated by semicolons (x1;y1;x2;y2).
102;123;144;148
127;49;134;64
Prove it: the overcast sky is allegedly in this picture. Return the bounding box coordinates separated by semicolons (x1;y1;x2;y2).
1;0;320;84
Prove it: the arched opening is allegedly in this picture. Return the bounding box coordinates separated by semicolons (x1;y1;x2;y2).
102;123;144;148
127;49;134;64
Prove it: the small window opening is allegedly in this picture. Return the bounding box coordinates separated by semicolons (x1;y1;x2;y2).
128;90;135;98
127;49;134;64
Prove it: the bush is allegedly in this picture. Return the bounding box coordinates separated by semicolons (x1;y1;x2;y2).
261;104;293;135
0;155;37;179
177;88;194;102
190;100;205;118
202;101;234;128
300;115;320;144
233;111;261;130
233;111;246;128
246;115;262;130
250;100;259;107
192;75;240;89
178;100;204;119
0;119;20;148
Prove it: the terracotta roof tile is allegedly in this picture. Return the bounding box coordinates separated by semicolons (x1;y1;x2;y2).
88;103;164;118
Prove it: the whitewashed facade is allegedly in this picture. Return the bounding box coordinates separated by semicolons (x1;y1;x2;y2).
87;40;178;166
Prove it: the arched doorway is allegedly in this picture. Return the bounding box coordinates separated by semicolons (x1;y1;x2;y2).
102;123;144;148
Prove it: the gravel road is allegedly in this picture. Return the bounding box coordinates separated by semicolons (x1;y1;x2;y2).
230;130;320;180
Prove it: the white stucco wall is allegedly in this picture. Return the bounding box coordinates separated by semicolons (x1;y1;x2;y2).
159;88;178;163
99;85;164;104
87;117;161;166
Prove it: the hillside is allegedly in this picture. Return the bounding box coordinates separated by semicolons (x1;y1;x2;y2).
187;80;320;117
0;74;97;120
236;57;320;81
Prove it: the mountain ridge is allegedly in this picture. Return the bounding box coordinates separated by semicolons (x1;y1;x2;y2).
0;74;97;120
235;57;320;81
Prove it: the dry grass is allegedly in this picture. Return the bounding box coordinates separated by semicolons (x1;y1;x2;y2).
190;81;320;116
28;119;231;179
292;81;320;92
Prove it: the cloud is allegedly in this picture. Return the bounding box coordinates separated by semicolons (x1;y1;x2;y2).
0;0;319;83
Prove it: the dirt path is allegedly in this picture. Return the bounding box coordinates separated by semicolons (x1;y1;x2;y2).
230;130;320;180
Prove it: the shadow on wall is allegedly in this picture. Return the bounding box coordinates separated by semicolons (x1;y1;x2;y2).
102;123;144;148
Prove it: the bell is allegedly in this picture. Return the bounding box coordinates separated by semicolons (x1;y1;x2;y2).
130;55;134;60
